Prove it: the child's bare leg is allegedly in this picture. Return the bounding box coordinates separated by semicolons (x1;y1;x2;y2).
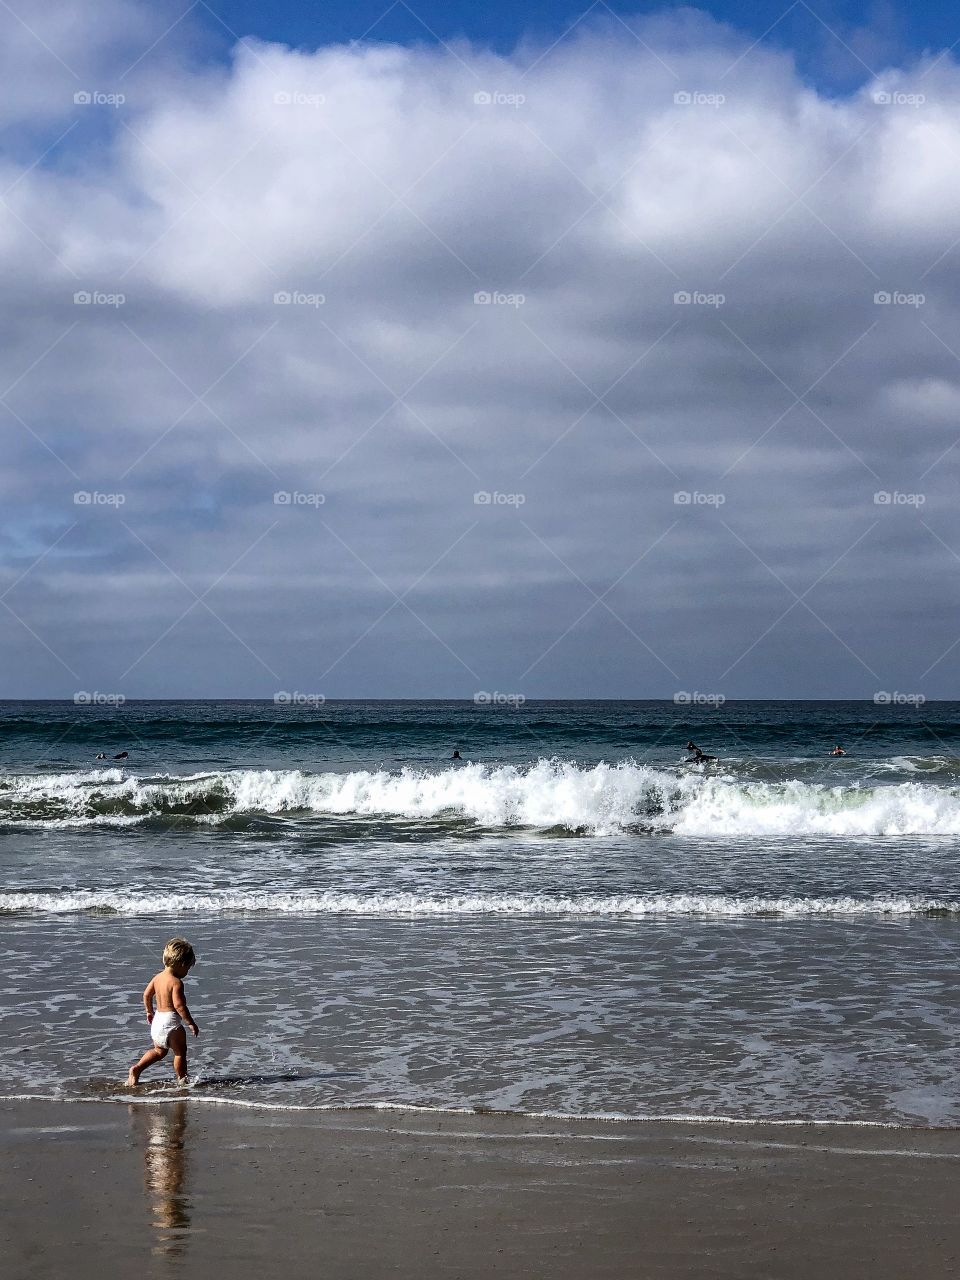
128;1044;167;1086
168;1027;189;1082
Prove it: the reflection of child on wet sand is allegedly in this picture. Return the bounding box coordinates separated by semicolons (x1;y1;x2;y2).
133;1100;191;1255
128;938;200;1086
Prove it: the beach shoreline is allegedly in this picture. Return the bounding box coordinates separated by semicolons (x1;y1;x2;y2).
4;1099;960;1279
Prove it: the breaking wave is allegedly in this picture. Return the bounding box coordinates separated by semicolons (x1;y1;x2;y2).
1;890;957;917
4;760;960;835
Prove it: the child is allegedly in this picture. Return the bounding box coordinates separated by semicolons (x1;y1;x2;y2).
128;938;200;1086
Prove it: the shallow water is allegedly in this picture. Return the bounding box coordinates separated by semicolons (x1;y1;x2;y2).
2;699;960;1124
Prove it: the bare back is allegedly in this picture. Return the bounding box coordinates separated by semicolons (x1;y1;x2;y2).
148;968;185;1013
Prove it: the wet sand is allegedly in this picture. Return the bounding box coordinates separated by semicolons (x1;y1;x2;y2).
3;1099;960;1278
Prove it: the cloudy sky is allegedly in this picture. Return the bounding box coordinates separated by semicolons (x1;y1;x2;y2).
2;0;959;698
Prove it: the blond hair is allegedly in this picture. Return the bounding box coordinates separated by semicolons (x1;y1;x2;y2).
162;938;196;970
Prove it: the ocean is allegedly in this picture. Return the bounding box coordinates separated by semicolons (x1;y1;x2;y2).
2;698;960;1125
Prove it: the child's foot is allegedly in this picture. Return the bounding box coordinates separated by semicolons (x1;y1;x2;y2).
127;1068;139;1087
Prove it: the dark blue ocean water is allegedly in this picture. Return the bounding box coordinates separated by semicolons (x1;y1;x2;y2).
2;699;960;1124
0;697;952;774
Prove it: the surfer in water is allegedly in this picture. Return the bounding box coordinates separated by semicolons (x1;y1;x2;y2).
830;745;846;756
451;749;462;760
685;741;717;764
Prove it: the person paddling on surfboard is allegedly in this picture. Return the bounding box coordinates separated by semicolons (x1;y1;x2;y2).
685;741;718;764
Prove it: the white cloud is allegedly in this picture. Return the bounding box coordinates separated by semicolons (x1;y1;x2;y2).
2;5;960;695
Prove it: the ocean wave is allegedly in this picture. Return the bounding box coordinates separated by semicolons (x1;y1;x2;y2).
1;889;956;917
6;760;960;835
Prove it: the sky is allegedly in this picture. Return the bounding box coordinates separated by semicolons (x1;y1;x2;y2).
2;0;960;698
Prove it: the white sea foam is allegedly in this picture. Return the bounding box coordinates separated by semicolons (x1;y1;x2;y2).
4;760;960;835
3;1093;952;1136
0;889;954;917
671;776;960;836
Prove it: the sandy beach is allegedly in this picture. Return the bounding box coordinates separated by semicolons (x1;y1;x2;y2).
4;1099;960;1279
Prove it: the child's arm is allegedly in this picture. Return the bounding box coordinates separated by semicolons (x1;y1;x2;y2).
172;978;200;1037
142;979;155;1023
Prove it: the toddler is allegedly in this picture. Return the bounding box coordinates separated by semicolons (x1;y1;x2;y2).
128;938;200;1086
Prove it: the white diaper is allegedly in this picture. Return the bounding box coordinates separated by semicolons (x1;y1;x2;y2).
151;1010;183;1049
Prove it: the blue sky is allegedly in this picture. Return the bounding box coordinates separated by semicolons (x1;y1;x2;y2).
198;0;957;89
